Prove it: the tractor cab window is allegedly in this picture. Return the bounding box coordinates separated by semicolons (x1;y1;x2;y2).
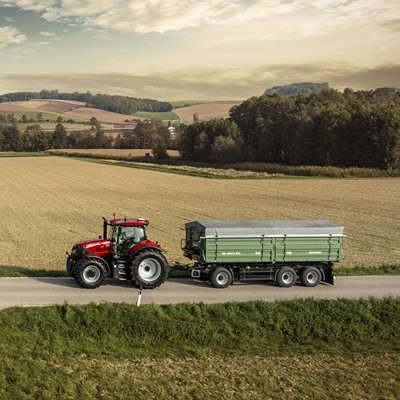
112;225;146;245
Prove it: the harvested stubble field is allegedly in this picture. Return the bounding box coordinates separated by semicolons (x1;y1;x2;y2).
173;101;239;122
0;156;399;270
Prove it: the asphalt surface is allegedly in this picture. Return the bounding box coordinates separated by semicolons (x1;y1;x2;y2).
0;276;399;309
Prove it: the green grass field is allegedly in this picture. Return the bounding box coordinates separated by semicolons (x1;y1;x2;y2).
0;298;399;399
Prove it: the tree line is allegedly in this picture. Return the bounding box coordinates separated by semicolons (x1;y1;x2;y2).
0;119;172;158
1;88;399;169
0;89;172;114
178;88;400;170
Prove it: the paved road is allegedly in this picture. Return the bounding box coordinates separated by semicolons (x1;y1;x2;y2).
0;276;399;309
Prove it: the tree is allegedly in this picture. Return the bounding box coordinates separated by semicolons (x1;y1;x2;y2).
7;113;16;124
0;124;22;151
52;123;68;149
152;138;169;159
209;134;243;163
23;124;51;151
94;130;112;148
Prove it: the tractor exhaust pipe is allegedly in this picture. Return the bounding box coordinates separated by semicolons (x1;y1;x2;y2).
102;217;108;239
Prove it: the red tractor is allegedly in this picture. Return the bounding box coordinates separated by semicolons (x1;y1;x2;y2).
66;217;169;289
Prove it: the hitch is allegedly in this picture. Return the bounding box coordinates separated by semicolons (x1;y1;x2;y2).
170;262;192;270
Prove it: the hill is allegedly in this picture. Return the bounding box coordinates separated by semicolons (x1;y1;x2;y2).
0;90;172;114
265;82;330;96
0;99;138;130
0;99;138;123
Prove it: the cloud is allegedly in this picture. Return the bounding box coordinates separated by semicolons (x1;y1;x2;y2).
1;63;399;100
1;0;398;36
0;25;26;48
39;31;56;36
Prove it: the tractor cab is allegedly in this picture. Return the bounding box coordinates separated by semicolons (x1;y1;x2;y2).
107;218;148;256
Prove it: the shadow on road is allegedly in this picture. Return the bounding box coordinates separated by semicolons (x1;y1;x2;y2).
32;277;134;289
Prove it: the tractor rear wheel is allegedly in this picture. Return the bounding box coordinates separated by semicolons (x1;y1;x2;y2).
130;251;169;289
74;259;106;289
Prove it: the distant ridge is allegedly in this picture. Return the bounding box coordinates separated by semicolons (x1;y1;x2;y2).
265;82;330;96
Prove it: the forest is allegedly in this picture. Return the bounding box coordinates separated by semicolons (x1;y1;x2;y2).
179;88;400;169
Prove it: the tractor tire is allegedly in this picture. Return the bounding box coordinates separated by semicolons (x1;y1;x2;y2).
300;266;322;287
66;256;75;277
276;266;297;288
210;267;232;289
74;259;106;289
130;251;169;289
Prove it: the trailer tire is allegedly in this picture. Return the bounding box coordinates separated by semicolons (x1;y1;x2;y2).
74;259;106;289
210;267;232;289
131;251;169;289
276;266;297;288
300;266;322;287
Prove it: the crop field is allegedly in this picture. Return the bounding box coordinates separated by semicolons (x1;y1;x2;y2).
134;111;180;120
0;100;136;125
0;100;84;114
173;101;239;122
0;156;399;270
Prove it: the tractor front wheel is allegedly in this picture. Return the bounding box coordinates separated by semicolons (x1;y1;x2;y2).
74;259;106;289
131;251;169;289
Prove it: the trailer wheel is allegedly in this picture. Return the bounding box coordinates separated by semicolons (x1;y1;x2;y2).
276;266;297;288
300;266;322;287
131;251;169;289
210;267;232;289
74;259;106;289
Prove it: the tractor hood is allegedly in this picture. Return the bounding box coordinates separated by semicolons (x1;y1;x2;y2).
75;239;112;258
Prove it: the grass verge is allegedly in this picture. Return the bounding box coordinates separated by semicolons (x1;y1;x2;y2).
49;151;400;178
0;298;399;399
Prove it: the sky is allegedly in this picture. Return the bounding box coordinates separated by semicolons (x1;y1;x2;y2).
0;0;399;101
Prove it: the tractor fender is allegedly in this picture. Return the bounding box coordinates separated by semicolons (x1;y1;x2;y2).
82;254;111;276
128;245;163;261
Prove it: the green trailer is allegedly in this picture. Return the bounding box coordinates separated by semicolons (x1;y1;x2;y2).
183;220;344;288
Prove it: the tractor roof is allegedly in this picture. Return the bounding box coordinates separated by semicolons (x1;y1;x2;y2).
110;218;149;227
